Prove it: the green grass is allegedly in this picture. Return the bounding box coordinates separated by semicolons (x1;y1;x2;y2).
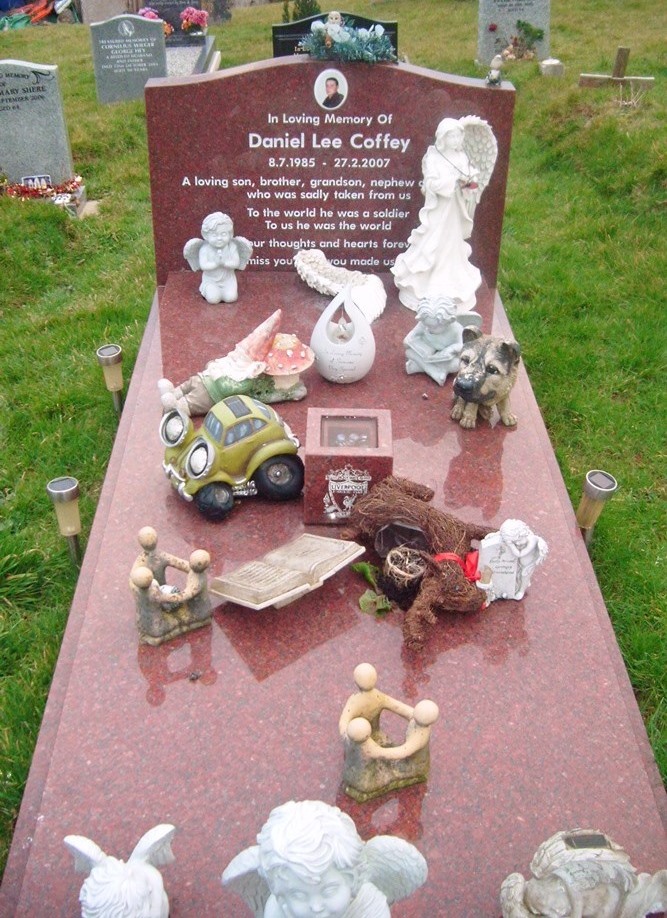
1;0;665;876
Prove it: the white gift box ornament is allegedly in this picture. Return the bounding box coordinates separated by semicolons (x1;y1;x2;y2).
309;286;376;384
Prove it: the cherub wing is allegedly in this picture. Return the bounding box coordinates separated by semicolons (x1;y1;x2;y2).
234;236;254;270
183;237;204;271
63;835;107;875
363;836;427;905
221;845;269;918
499;872;533;918
129;824;176;868
461;116;498;193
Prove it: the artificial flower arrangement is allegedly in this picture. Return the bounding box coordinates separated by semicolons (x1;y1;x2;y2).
299;11;397;63
137;7;173;37
3;175;82;201
179;6;208;33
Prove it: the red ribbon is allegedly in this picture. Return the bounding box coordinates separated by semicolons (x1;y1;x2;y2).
433;550;480;582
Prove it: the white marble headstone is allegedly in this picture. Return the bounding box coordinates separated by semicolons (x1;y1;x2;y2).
477;0;550;65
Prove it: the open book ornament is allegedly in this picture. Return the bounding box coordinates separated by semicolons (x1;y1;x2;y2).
210;533;364;610
309;286;376;383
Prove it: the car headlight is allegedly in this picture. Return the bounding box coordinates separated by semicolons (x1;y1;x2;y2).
159;409;189;447
185;439;213;479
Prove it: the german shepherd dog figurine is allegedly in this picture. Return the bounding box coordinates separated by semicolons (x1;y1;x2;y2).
451;327;521;429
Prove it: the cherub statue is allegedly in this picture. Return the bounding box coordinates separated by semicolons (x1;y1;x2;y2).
64;824;175;918
477;519;548;602
392;115;497;312
222;799;427;917
500;827;667;918
403;296;481;385
183;212;253;304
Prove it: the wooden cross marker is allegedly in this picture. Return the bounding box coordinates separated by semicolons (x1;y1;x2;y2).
579;46;654;91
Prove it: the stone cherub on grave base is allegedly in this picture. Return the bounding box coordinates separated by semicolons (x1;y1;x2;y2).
222;799;427;917
500;827;667;918
392;115;497;313
403;296;481;386
130;527;211;645
476;519;548;603
451;326;521;429
339;663;439;802
183;212;253;304
158;309;315;416
64;824;175;918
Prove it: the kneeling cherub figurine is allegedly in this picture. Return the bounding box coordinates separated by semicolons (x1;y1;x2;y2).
222;799;427;917
183;212;253;304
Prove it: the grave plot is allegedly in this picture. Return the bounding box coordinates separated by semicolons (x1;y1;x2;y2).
1;53;665;918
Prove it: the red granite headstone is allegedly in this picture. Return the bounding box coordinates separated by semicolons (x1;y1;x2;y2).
145;59;514;287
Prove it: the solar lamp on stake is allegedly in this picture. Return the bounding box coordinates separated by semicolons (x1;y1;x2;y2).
46;476;82;565
575;469;618;547
96;344;124;417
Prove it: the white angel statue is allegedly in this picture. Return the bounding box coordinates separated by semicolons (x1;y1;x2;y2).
222;799;427;917
500;827;667;918
392;115;498;313
183;211;253;304
64;824;175;918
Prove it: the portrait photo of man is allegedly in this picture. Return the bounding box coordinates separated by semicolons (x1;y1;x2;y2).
315;70;348;110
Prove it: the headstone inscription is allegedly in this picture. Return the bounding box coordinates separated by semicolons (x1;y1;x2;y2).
0;59;75;185
91;15;167;105
145;58;514;288
477;0;550;65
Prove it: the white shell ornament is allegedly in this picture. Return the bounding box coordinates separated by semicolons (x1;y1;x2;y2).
309;287;376;384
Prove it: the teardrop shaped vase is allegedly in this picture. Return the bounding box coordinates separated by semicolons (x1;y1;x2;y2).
309;287;376;384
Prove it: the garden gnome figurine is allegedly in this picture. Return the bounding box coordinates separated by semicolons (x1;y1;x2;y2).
64;824;175;918
158;309;314;415
500;827;667;918
222;799;427;917
339;663;439;801
183;211;253;304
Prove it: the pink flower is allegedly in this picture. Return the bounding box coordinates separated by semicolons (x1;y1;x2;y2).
488;22;498;32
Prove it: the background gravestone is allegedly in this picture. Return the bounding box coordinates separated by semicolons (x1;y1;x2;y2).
80;0;127;26
91;15;167;104
0;60;74;185
152;0;206;44
477;0;550;64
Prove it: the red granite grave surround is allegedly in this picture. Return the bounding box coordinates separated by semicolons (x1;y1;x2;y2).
1;56;665;918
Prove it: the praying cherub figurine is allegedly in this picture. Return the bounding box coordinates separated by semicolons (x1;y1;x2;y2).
183;212;253;304
222;799;427;917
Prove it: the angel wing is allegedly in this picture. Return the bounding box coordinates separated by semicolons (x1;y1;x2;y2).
129;824;176;868
530;828;631;878
363;835;427;905
499;872;533;918
460;116;498;194
234;236;254;271
63;835;107;875
221;845;270;918
183;237;204;271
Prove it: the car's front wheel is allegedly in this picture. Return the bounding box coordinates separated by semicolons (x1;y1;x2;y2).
194;482;234;521
254;455;304;501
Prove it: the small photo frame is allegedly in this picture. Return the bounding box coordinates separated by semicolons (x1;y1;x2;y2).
315;69;348;111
